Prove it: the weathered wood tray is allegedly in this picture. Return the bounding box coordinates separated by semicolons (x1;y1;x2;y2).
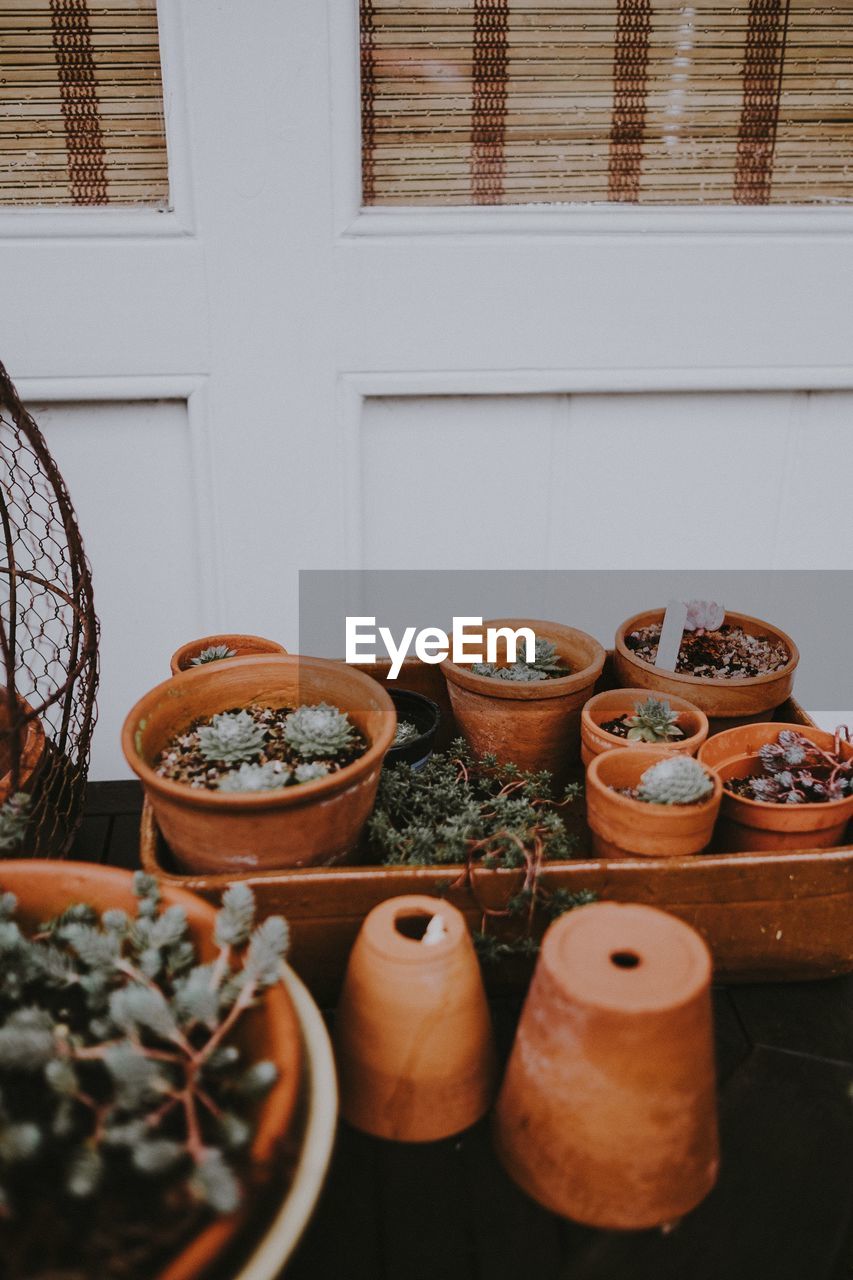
140;660;853;1001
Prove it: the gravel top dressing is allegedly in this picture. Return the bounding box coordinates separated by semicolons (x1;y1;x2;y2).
625;624;790;680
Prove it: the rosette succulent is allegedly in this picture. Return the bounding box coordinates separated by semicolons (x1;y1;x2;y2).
393;721;420;747
218;762;290;793
637;756;714;806
190;644;237;666
625;697;684;744
198;711;266;766
293;761;330;784
283;703;355;759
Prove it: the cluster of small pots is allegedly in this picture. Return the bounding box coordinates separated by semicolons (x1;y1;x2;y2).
335;893;719;1232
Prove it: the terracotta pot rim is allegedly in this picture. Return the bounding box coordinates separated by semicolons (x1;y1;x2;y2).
360;894;467;964
122;655;396;811
614;608;799;691
582;688;709;748
441;617;606;702
587;747;723;817
170;634;287;676
0;691;46;795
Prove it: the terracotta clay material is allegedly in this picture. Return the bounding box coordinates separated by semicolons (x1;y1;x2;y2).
699;723;853;853
122;655;396;874
493;902;718;1230
0;860;302;1280
440;618;606;780
0;690;45;804
170;634;287;676
580;687;709;767
585;747;722;859
614;608;799;732
334;895;496;1142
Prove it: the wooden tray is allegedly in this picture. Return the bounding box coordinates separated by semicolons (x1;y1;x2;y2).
140;661;853;1001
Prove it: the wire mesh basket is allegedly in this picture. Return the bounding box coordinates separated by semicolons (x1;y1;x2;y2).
0;361;98;856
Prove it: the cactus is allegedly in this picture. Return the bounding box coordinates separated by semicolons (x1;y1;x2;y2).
218;762;290;792
625;697;685;744
198;710;265;765
190;644;237;666
637;756;714;806
283;703;355;759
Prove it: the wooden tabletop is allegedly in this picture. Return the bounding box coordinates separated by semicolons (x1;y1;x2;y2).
73;783;853;1280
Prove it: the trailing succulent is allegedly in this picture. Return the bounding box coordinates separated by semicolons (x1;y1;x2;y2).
190;645;238;667
624;697;684;744
0;794;30;855
0;874;288;1221
198;711;266;766
472;636;570;684
734;727;853;805
636;756;714;806
283;703;354;759
369;739;593;958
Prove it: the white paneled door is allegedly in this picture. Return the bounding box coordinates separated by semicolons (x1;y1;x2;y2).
2;2;852;775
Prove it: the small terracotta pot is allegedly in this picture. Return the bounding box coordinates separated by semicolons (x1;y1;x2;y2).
0;861;302;1280
585;747;722;859
0;690;46;805
580;687;709;767
170;634;287;676
122;655;396;874
698;722;853;853
493;902;718;1230
440;618;606;781
334;895;496;1141
614;608;799;732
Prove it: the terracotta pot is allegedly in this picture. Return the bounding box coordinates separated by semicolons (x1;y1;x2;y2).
0;861;302;1280
334;895;496;1141
580;687;709;767
614;608;799;732
698;722;853;852
585;747;722;858
440;618;606;781
122;655;396;874
0;690;46;805
493;901;718;1229
171;634;287;676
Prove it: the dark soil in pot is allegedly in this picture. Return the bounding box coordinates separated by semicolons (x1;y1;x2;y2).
624;623;790;680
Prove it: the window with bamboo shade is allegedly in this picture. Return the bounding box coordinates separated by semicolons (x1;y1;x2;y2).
359;1;853;206
1;0;168;206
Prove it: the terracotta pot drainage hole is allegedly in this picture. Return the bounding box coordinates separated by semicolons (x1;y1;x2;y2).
610;950;641;969
395;911;447;945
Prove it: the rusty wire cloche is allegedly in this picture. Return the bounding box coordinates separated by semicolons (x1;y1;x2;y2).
0;362;98;855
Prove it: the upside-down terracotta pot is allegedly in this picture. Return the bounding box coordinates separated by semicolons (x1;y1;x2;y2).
585;747;722;859
440;618;606;782
614;609;799;733
122;655;396;874
580;687;709;767
699;722;853;853
0;860;302;1280
0;690;46;806
493;902;719;1230
170;634;287;676
335;895;496;1142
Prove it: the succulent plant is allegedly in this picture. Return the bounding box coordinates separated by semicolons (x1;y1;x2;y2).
198;711;265;766
190;644;238;666
293;761;330;784
637;756;714;806
0;874;289;1220
283;703;355;759
471;634;569;683
625;697;685;744
0;793;30;854
218;762;290;793
393;720;420;747
684;600;725;633
739;728;853;804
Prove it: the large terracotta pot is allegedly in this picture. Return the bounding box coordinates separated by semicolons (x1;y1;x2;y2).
0;690;46;804
698;723;853;853
335;895;496;1141
171;634;287;676
580;687;708;767
122;655;396;874
493;902;718;1230
0;861;302;1280
440;618;605;782
585;747;722;859
614;609;799;732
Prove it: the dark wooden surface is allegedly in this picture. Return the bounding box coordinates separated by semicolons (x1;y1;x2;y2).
74;782;853;1280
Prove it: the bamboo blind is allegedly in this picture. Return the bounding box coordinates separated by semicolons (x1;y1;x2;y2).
360;1;853;206
0;0;167;206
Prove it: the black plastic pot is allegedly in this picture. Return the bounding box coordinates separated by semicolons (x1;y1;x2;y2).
385;690;441;771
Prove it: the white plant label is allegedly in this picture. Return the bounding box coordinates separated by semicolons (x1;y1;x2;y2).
655;599;689;670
